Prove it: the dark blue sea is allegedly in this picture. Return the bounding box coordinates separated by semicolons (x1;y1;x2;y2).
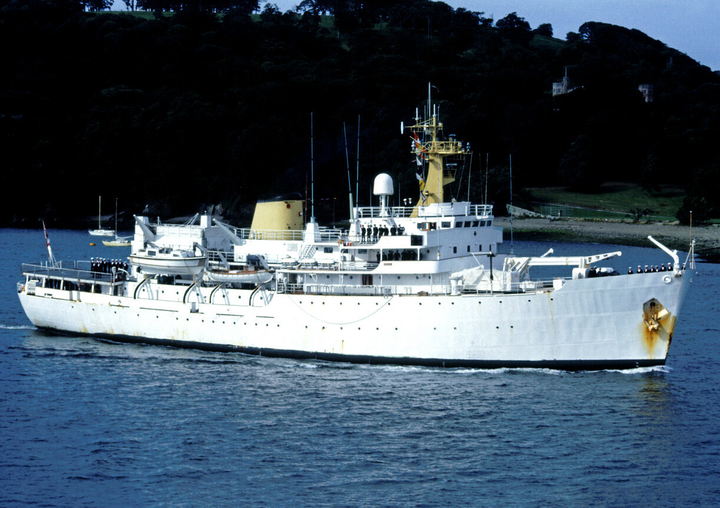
2;228;719;507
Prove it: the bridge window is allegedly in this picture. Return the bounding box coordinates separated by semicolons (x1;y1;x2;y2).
441;221;451;228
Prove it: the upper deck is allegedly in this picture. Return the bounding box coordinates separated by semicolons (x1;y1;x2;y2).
354;202;492;219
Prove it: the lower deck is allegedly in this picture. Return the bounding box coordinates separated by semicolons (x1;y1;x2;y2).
18;260;692;368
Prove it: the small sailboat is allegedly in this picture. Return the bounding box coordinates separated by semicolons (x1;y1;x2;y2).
102;198;131;247
102;238;131;247
88;196;114;237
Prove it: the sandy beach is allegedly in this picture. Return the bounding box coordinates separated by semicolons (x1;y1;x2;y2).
494;217;720;260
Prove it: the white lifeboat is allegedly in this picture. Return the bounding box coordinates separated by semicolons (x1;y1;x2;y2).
206;255;273;284
130;247;207;276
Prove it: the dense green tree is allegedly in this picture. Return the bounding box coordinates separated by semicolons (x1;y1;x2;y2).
533;23;552;37
495;11;532;45
84;0;112;10
0;1;718;226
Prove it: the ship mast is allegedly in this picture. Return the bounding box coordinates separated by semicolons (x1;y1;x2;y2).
404;84;470;212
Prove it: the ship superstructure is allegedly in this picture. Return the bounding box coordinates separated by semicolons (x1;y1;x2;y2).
17;93;696;369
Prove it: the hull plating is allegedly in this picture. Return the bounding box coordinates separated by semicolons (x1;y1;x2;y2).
18;269;693;369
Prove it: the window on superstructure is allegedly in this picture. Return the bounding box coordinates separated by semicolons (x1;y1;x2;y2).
472;221;479;227
467;246;471;252
464;221;472;227
324;247;333;253
453;246;457;254
442;221;451;228
455;222;462;228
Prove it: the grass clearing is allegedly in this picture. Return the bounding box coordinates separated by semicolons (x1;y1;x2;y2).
525;183;685;221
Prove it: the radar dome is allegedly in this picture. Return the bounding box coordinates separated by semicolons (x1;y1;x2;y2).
373;173;394;196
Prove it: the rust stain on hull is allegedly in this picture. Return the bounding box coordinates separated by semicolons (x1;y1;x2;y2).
641;298;676;358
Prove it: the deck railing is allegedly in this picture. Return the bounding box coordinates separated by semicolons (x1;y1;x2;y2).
21;261;117;284
354;203;493;219
275;277;567;296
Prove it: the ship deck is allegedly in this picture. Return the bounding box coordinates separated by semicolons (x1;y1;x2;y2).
20;260;566;300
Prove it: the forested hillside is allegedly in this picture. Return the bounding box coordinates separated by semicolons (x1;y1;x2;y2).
1;0;719;226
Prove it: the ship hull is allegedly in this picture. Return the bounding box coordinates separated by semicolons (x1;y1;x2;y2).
18;269;694;370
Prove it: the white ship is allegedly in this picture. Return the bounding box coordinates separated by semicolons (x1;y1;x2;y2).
18;100;696;370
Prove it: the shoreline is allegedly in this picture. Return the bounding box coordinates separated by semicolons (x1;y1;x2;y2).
495;217;720;261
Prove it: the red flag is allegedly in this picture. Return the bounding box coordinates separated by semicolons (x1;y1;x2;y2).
42;221;55;265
